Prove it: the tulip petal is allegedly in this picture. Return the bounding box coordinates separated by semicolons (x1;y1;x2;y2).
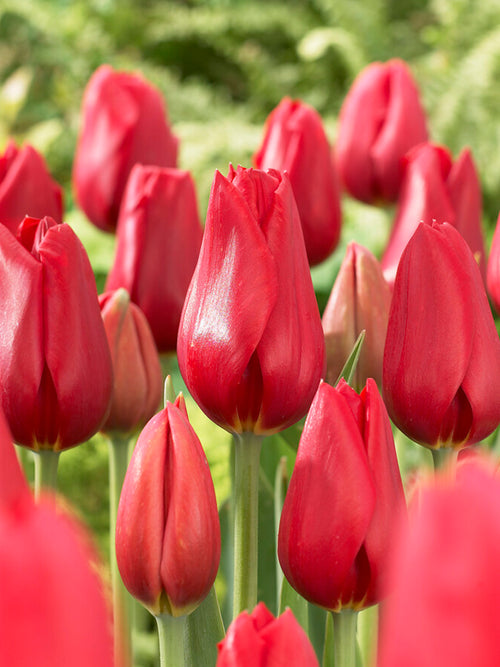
260;608;320;666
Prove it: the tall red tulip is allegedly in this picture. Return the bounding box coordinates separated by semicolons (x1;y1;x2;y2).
0;139;63;234
116;394;220;616
216;602;319;666
335;59;428;204
278;379;406;611
0;215;113;450
177;165;326;435
381;143;487;285
486;211;500;313
254;97;341;266
73;64;179;232
383;221;500;449
105;164;203;352
0;406;114;667
378;457;500;667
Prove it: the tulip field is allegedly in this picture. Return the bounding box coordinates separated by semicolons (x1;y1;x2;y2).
3;0;500;666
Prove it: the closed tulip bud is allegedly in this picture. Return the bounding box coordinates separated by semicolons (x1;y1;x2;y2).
116;394;220;616
0;215;113;450
105;165;203;352
216;602;319;667
73;64;179;232
99;288;163;434
383;222;500;449
177;165;326;435
378;458;500;667
322;242;391;389
382;143;487;285
278;379;406;612
254;97;342;266
0;139;63;234
336;59;428;204
486;211;500;313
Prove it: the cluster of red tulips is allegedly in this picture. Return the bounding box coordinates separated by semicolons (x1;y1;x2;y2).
1;57;500;667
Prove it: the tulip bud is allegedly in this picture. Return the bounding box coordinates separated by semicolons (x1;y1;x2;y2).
99;289;163;434
73;64;179;232
278;379;406;612
335;59;428;204
177;165;326;435
254;97;342;266
0;215;113;450
105;165;203;352
486;211;500;314
116;394;220;616
378;457;500;667
216;602;319;666
381;143;487;285
383;222;500;449
0;139;63;234
322;242;391;389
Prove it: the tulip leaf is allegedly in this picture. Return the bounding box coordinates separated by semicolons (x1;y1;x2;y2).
278;577;309;633
184;587;225;667
334;329;366;388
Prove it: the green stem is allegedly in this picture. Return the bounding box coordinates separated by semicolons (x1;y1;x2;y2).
431;447;458;472
33;449;60;500
332;610;358;667
232;431;263;618
155;613;186;667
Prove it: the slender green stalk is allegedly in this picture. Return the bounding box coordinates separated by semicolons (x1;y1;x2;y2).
33;449;60;500
431;447;458;472
332;610;358;667
155;613;186;667
232;432;263;618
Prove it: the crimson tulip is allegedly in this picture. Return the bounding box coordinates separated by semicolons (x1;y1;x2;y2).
381;143;487;285
116;393;220;616
105;164;203;352
322;242;391;389
486;211;500;313
0;406;114;667
177;165;326;435
383;221;500;449
378;457;500;667
99;288;163;433
335;59;428;204
0;139;63;234
0;215;113;450
278;379;406;611
254;97;341;266
216;602;319;666
73;64;179;232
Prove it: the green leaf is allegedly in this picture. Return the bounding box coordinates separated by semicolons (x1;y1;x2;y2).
334;330;366;387
184;587;225;667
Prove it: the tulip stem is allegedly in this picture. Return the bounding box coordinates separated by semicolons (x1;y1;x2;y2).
232;432;263;618
331;609;358;667
33;449;60;500
431;447;458;472
155;613;186;667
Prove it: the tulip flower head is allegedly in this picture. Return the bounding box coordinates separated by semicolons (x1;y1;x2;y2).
383;221;500;449
486;211;500;314
177;165;326;435
216;602;319;666
116;393;220;617
335;59;428;204
73;64;179;232
106;164;203;352
0;215;113;450
254;97;342;266
0;139;63;234
278;379;406;612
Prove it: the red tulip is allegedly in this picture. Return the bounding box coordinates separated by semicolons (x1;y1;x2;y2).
0;215;113;450
278;379;405;611
254;97;342;266
177;165;326;435
486;211;500;313
0;407;114;667
116;394;220;616
381;143;487;285
383;222;500;449
0;139;63;234
105;164;203;352
216;602;319;666
99;288;163;434
73;64;179;232
322;242;391;389
335;59;428;204
378;457;500;667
